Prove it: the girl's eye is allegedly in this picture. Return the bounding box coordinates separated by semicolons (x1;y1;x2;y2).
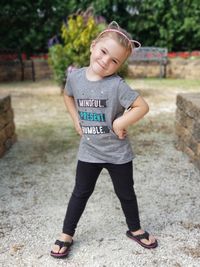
101;49;106;54
112;59;118;64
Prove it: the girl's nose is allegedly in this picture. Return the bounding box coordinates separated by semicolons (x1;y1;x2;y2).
102;55;110;66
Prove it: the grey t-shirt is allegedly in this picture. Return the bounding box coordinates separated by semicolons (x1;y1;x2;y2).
65;67;139;164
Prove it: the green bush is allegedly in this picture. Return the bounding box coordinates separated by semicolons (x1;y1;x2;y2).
48;14;104;87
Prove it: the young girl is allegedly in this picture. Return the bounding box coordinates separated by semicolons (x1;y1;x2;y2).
51;21;158;258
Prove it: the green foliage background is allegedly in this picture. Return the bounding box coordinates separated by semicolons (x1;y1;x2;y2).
48;15;103;86
1;0;200;55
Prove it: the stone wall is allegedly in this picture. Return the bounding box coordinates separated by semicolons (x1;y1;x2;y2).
32;60;53;80
0;59;53;82
1;58;200;82
167;58;200;79
0;61;22;81
0;95;16;158
128;61;162;78
128;58;200;79
175;93;200;169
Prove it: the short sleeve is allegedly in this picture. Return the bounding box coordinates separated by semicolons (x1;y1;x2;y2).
118;79;139;109
64;73;73;96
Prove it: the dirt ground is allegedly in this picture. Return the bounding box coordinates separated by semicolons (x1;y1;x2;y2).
0;79;200;267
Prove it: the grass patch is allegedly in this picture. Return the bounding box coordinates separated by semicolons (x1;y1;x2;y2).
17;120;79;160
129;112;175;155
126;78;200;91
129;113;174;137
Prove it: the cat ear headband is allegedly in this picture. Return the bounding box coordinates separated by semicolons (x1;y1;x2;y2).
97;21;141;51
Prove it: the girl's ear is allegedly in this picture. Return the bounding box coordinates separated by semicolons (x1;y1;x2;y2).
90;40;96;52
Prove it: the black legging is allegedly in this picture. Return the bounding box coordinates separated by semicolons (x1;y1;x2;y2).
63;160;141;236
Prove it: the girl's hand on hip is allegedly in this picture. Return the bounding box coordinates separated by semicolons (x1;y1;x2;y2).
113;119;127;139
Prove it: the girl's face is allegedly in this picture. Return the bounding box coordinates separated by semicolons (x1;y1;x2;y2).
88;37;128;79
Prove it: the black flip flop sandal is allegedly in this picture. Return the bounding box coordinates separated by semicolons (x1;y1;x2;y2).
50;239;73;258
126;230;158;249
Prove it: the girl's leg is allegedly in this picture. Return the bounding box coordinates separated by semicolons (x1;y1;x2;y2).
106;161;157;248
106;161;141;231
62;160;102;236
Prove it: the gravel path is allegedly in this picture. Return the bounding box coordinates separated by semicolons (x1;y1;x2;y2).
0;81;200;267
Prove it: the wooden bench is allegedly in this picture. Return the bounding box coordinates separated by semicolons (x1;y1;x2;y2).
129;47;168;78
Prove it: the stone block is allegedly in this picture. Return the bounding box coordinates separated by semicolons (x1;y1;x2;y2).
193;120;200;142
0;109;14;130
4;121;15;138
188;136;199;156
0;95;16;158
176;93;200;118
175;108;193;129
0;128;7;145
175;122;190;142
128;62;161;78
184;146;196;160
0;95;11;112
175;93;200;170
197;143;200;156
0;143;5;157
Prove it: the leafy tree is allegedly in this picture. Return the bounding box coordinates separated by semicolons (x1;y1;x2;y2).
0;0;74;56
48;12;104;86
1;0;200;54
129;0;200;51
67;0;200;51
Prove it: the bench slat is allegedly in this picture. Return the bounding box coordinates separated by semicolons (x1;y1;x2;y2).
129;47;168;63
128;46;168;78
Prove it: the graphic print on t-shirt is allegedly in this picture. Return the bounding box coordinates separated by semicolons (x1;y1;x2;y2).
77;99;107;108
77;98;109;135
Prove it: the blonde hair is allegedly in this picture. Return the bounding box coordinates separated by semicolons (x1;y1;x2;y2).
95;21;141;57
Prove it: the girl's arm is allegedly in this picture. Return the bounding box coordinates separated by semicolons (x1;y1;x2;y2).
113;96;149;139
63;92;83;136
